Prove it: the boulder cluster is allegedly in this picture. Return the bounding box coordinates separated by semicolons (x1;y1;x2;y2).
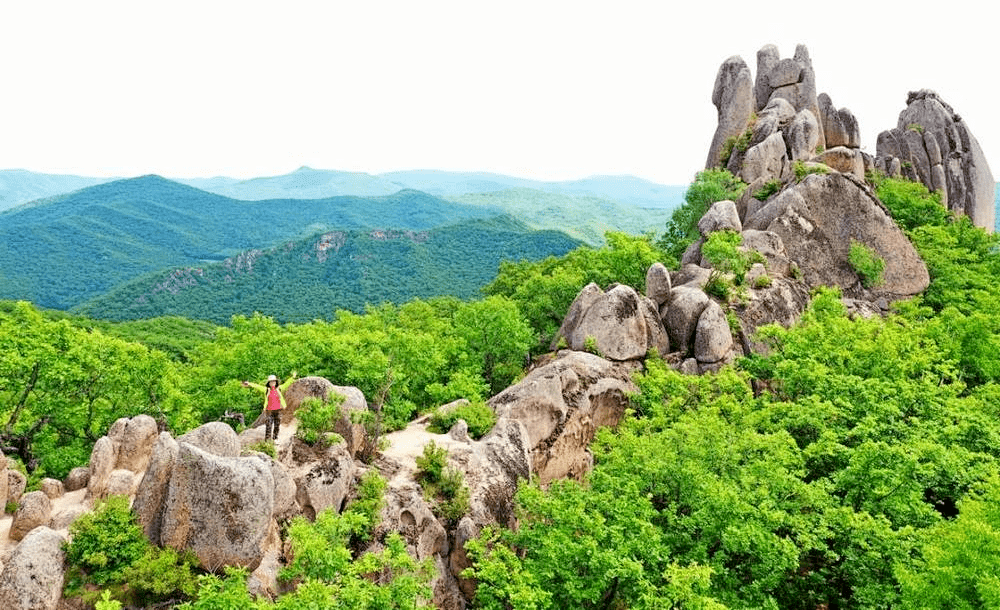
875;89;995;230
707;44;993;232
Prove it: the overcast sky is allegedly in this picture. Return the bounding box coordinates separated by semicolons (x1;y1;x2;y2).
1;0;994;186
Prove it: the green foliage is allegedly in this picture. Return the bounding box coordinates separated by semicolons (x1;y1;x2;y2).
897;476;1000;608
906;123;926;134
702;230;755;286
719;115;756;167
0;301;191;480
244;440;276;457
295;393;346;445
63;496;150;589
452;295;533;395
874;175;950;232
752;179;782;201
752;273;772;289
120;546;200;607
428;400;497;439
848;240;886;288
95;590;122;610
657;169;747;263
416;441;470;524
793;160;829;181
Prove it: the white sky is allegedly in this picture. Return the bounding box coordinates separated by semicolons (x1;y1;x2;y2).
0;0;994;186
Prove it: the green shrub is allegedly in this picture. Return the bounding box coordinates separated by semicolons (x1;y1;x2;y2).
64;495;150;591
753;179;782;201
752;274;772;289
702;230;755;286
120;547;199;607
906;123;925;134
295;393;346;445
704;271;732;301
416;441;470;524
874;175;950;231
584;335;602;356
658;169;746;263
428;401;497;439
243;440;275;457
793;160;829;182
848;240;886;288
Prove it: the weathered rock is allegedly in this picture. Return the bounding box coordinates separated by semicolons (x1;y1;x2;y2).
762;44;824;146
818;146;865;179
818;93;860;149
694;301;734;364
745;172;929;298
63;467;90;492
734;278;812;355
754;45;780;112
0;527;65;610
742;131;788;184
105;469;138;497
449;516;479;599
39;479;63;500
134;432;179;545
176;421;240;458
6;470;26;504
115;414;159;473
378;483;448;560
567;284;652;361
268;459;298;522
641;295;670;357
677;358;700;375
0;456;8;507
877;89;994;231
86;435;118;499
664;286;710;355
551;282;605;350
645;262;672;308
9;491;52;542
786;109;821;161
448;419;470;443
707;55;755;169
698;199;742;235
489;351;639;484
680;238;705;267
246;524;283;601
672;264;712;289
290;441;355;521
49;504;88;531
740;229;791;276
159;443;275;571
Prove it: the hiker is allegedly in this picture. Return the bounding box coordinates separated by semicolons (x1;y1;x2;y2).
242;372;296;441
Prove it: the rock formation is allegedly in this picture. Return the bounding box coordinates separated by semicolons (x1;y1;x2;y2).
876;89;995;230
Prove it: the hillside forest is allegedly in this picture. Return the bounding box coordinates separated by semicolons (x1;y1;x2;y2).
3;170;1000;608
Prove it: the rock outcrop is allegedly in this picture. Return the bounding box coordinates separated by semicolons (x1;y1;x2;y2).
876;89;995;231
707;56;756;169
0;527;65;610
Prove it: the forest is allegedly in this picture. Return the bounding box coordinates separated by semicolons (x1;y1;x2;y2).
2;170;1000;608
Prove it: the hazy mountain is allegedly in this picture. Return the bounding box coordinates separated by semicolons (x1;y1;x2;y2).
0;175;502;310
0;169;113;212
449;187;670;245
178;166;401;200
74;215;582;324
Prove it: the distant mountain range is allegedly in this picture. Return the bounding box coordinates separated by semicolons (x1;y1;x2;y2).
0;167;688;211
75;215;581;324
0;176;504;311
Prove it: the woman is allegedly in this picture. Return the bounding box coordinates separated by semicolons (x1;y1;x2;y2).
242;372;296;441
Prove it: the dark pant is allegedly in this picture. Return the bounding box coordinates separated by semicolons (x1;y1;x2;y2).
265;410;281;441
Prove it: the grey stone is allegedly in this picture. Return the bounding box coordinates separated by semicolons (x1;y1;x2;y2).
0;527;65;610
86;435;118;499
818;146;865;179
6;470;26;504
742;132;787;184
664;286;710;355
698;199;742;235
177;421;240;458
9;490;52;541
63;467;90;492
551;282;604;350
38;479;63;500
786;109;821;161
694;301;734;364
707;55;755;169
568;284;651;361
645;262;672;308
115;414;159;473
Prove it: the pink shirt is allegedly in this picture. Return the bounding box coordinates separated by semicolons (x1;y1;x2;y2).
266;387;283;410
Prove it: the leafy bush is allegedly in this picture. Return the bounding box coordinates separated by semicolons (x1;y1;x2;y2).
875;175;950;231
295;393;346;445
428;401;497;439
848;240;886;288
243;440;276;457
701;230;762;287
658;170;746;263
752;273;772;289
753;179;782;201
416;441;470;524
793;160;829;181
63;496;150;589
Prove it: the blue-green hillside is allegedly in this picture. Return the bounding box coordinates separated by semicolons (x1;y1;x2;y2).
0;175;502;310
73;215;581;324
448;187;670;245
